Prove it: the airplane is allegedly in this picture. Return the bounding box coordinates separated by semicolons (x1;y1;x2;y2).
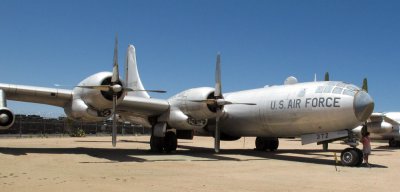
352;112;400;147
0;37;374;167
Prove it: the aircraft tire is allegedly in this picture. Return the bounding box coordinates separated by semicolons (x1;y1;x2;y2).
389;139;397;147
340;148;361;167
164;131;177;153
255;137;267;151
150;136;164;153
268;138;279;151
355;148;363;167
255;137;279;151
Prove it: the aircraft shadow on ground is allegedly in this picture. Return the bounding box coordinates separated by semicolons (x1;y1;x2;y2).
0;139;388;168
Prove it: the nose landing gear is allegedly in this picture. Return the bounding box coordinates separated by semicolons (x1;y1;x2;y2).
340;147;363;167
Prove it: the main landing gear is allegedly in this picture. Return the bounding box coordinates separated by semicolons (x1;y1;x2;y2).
389;139;400;147
150;131;177;153
255;137;279;151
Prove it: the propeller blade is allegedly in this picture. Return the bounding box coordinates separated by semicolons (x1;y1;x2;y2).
111;35;119;84
124;88;166;93
76;85;110;91
112;94;117;147
187;99;216;105
226;102;257;106
215;54;222;98
324;72;329;81
362;78;368;93
214;108;221;153
188;99;256;106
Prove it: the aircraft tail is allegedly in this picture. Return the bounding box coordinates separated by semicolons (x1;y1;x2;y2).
125;45;150;98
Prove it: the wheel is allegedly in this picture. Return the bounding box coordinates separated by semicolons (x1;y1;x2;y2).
150;135;164;152
340;148;361;167
255;137;279;151
268;138;279;151
164;131;177;153
255;137;267;151
355;148;363;167
389;139;397;147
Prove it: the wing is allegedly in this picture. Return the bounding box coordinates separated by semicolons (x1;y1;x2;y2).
116;95;170;127
369;112;399;125
0;83;170;127
0;83;72;107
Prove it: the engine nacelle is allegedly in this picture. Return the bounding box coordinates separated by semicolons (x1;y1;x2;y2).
367;121;393;133
64;99;111;122
169;87;217;120
0;107;15;130
74;72;125;110
167;109;208;130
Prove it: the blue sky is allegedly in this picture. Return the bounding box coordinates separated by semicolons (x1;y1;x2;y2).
0;0;399;117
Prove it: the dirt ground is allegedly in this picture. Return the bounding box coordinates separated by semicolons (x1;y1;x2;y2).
0;135;398;192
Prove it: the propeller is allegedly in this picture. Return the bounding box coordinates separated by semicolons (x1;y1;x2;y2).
190;54;255;152
324;72;329;81
77;35;165;147
362;78;368;93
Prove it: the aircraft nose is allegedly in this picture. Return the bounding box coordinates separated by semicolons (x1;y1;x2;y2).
354;90;374;122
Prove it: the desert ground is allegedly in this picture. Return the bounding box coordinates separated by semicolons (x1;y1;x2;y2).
0;135;399;192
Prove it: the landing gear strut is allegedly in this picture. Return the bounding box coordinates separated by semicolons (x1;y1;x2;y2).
150;131;178;153
255;137;279;151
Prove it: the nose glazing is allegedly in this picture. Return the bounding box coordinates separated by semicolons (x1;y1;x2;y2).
354;90;374;122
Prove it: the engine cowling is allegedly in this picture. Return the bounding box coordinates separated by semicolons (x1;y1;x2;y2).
64;99;112;122
74;72;125;110
65;72;125;122
367;121;393;133
169;87;218;120
0;107;15;130
166;109;208;130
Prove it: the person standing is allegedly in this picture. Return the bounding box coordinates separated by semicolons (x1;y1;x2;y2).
361;132;371;167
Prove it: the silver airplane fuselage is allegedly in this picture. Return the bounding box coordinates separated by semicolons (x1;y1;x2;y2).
169;81;373;138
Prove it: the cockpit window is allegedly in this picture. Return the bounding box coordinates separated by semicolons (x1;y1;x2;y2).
336;82;346;88
323;86;333;93
327;82;337;86
343;89;356;96
346;85;359;91
315;82;359;96
315;86;324;93
332;87;343;94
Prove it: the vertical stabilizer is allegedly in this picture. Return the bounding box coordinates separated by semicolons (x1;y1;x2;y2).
125;45;150;98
